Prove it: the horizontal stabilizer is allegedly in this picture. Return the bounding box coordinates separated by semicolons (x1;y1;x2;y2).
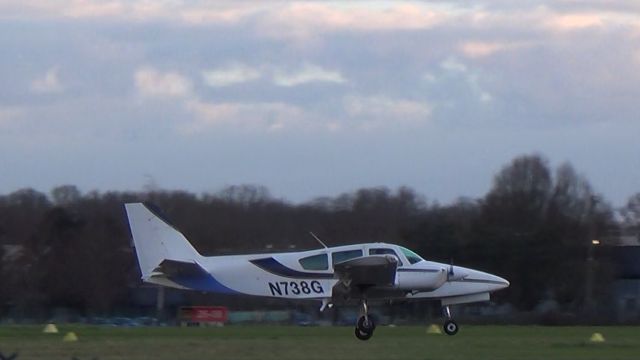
149;259;238;294
153;259;209;279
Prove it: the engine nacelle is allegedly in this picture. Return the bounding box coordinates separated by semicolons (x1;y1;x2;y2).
397;268;448;291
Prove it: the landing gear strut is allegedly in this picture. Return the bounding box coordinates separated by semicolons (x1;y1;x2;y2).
442;305;459;336
355;299;376;340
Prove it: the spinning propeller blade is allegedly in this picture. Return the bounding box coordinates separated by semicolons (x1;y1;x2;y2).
447;259;454;280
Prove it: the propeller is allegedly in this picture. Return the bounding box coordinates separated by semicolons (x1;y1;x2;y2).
446;259;467;281
447;259;455;281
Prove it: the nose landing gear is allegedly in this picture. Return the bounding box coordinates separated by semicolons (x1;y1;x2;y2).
442;305;459;335
354;299;376;340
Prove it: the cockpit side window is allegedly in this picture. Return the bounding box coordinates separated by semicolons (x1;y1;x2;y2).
332;249;363;265
299;253;328;270
400;247;424;265
369;248;403;266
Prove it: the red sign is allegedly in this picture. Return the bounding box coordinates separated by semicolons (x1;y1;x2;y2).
182;306;228;323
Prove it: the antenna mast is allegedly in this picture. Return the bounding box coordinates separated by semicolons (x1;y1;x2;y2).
309;232;328;249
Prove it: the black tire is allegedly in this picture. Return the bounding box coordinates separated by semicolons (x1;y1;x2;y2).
357;315;376;333
443;320;459;336
354;327;373;341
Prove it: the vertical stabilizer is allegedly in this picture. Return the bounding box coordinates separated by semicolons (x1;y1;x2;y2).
124;203;202;279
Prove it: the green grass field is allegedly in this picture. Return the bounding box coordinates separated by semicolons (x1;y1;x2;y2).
1;325;639;360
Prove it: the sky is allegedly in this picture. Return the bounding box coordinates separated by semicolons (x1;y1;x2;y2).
0;1;639;206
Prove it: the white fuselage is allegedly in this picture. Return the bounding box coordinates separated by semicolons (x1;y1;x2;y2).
147;242;509;301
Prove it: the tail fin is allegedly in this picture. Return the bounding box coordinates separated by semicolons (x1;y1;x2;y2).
124;203;202;279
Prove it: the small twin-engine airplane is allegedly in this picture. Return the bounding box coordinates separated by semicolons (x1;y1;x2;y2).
125;203;509;340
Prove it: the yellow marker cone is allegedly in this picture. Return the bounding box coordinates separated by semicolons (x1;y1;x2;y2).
427;324;442;335
590;332;605;343
43;323;59;334
63;332;78;342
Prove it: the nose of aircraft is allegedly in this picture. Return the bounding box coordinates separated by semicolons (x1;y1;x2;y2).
494;275;510;290
464;268;510;292
482;272;509;291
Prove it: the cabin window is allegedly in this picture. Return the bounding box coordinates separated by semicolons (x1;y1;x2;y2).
299;254;328;270
332;249;363;265
400;247;424;265
369;248;403;266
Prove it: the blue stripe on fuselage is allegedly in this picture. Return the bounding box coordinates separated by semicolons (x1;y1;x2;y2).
170;270;239;294
397;268;440;273
250;257;334;279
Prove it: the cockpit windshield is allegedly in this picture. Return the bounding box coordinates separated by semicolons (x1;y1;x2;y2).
400;247;424;265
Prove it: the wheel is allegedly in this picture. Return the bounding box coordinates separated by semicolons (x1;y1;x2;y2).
354;315;375;341
354;327;373;341
357;315;376;333
443;320;459;336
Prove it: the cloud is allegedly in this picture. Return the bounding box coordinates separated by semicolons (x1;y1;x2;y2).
31;68;63;94
0;0;130;19
440;58;468;73
4;2;640;40
0;2;453;34
459;40;534;59
545;13;604;31
0;106;24;127
202;63;261;87
183;95;432;134
6;2;639;46
183;99;306;133
436;58;493;103
459;41;507;58
438;58;487;104
273;64;346;87
201;62;346;87
344;95;432;129
258;3;449;39
445;6;640;37
0;1;262;25
63;0;125;18
179;4;264;25
134;66;192;98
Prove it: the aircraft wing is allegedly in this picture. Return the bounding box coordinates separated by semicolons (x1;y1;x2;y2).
332;255;399;301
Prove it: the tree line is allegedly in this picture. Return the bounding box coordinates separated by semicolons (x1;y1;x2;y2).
0;154;638;317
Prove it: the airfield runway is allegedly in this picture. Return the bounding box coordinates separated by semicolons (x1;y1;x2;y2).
1;325;639;360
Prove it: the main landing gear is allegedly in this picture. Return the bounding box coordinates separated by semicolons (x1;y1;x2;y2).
355;299;376;341
442;305;459;335
352;302;459;340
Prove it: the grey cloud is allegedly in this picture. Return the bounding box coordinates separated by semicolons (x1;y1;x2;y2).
30;67;63;93
202;63;262;87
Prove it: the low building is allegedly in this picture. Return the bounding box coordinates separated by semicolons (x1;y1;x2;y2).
612;235;640;323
